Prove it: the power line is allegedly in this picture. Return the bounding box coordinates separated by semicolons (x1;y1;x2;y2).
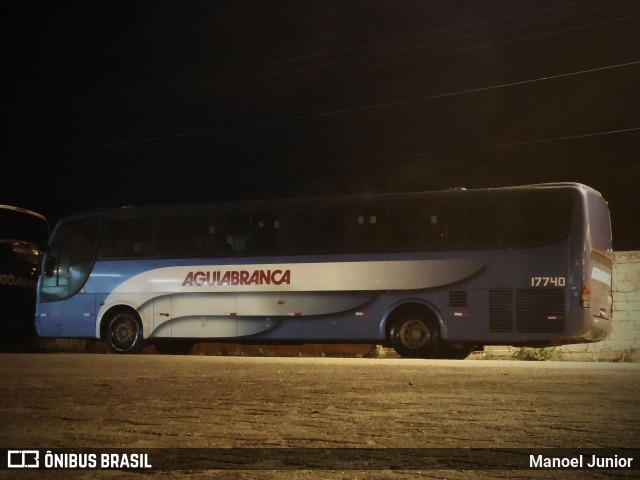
399;126;640;162
17;0;601;109
14;0;638;119
151;126;640;179
42;9;640;120
168;0;605;82
10;9;638;128
4;57;637;160
200;11;640;101
229;125;640;179
199;0;640;95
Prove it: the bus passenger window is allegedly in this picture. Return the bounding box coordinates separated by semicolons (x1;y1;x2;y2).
216;214;250;256
352;209;387;253
317;209;348;254
100;217;153;258
429;204;466;249
504;194;571;248
281;210;317;255
467;200;503;249
155;215;213;257
388;204;425;252
251;213;281;256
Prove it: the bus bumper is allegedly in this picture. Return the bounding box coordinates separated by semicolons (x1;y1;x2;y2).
570;305;612;343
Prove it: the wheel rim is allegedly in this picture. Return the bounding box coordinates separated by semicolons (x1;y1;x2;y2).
398;319;430;350
110;315;139;349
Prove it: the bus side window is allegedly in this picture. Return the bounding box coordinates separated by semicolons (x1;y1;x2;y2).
389;203;425;252
216;214;250;256
466;199;503;249
352;207;387;253
539;196;571;243
504;194;571;248
317;209;348;254
429;202;466;249
155;215;213;258
281;209;317;255
251;213;281;256
100;217;153;258
155;216;183;257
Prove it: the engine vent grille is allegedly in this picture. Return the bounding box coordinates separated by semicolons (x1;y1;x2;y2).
516;289;565;333
449;291;468;307
489;289;513;332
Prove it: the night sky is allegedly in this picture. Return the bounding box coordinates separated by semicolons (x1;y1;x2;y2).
2;0;639;249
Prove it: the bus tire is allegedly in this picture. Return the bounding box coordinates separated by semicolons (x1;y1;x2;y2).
389;309;440;358
105;309;145;354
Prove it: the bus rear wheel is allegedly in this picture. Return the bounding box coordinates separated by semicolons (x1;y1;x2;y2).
105;309;144;354
389;309;440;358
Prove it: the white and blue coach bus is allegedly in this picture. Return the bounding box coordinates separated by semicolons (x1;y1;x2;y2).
35;183;612;358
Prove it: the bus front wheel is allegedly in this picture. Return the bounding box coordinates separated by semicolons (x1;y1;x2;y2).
389;310;440;358
105;309;145;354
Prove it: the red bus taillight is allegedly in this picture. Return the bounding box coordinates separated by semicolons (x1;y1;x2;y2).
581;285;591;308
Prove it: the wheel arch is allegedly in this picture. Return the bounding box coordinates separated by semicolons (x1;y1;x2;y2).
382;299;447;346
98;304;144;341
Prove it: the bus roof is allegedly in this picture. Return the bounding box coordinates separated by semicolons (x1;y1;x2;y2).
55;182;601;221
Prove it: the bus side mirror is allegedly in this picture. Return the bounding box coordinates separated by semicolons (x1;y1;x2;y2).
45;255;56;277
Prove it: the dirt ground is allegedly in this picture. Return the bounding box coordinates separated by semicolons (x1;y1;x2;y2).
0;354;639;479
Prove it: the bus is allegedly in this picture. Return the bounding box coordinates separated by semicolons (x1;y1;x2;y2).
35;183;613;357
1;205;50;338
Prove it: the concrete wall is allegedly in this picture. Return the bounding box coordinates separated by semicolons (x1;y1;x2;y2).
610;251;640;347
